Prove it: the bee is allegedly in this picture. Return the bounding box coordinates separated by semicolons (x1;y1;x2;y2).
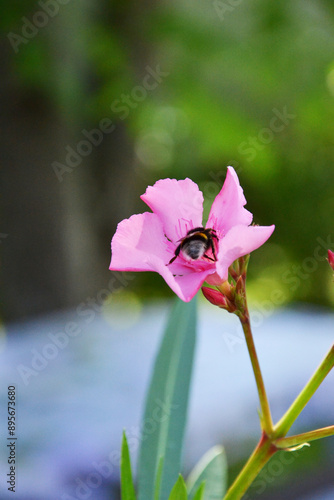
168;227;218;265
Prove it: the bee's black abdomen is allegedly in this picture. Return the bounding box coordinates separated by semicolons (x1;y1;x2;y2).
181;239;207;260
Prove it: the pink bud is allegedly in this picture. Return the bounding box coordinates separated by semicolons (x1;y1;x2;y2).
328;250;334;271
202;287;228;308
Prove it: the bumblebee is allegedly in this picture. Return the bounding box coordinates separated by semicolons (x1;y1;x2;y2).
168;227;218;265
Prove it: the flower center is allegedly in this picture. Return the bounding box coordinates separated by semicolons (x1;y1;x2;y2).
167;227;218;266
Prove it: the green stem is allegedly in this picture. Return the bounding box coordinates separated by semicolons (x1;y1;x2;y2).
240;312;273;435
219;257;333;500
275;425;334;449
223;432;276;500
274;344;334;438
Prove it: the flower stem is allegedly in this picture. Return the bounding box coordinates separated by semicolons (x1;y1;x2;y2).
217;257;334;499
275;425;334;449
228;257;273;435
274;344;334;438
224;424;334;499
240;310;274;435
223;432;276;500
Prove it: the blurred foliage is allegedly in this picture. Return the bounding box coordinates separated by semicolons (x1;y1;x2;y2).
2;0;334;306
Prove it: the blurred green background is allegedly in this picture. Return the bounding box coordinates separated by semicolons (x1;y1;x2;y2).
0;3;334;500
1;0;334;320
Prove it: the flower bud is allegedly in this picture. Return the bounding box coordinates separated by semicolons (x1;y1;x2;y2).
328;250;334;271
235;276;244;295
202;287;228;308
217;280;234;300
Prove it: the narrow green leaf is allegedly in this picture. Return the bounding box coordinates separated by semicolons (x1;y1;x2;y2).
137;297;197;500
192;482;205;500
154;457;164;500
187;446;228;500
168;475;188;500
121;431;137;500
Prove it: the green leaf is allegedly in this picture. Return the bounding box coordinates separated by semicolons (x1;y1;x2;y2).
121;431;137;500
168;475;188;500
154;457;164;500
187;446;228;500
192;482;205;500
137;297;197;500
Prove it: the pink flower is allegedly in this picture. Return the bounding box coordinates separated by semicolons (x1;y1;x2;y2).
328;250;334;271
109;167;274;302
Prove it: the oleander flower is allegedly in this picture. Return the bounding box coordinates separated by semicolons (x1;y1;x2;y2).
109;167;274;302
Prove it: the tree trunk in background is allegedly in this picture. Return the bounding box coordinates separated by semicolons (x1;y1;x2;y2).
0;53;74;319
0;0;155;321
0;3;104;321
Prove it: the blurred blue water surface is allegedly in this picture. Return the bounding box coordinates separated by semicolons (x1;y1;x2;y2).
0;301;333;500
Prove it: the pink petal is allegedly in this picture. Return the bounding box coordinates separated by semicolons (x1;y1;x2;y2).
150;263;213;302
140;178;204;243
328;249;334;271
110;213;172;271
205;272;225;286
215;224;275;280
110;212;212;301
171;270;214;302
207;167;253;236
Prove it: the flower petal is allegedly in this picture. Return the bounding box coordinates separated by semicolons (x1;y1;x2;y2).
140;178;204;243
205;272;225;286
109;212;213;301
207;167;253;236
215;224;275;280
328;249;334;271
110;212;172;271
171;270;214;302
